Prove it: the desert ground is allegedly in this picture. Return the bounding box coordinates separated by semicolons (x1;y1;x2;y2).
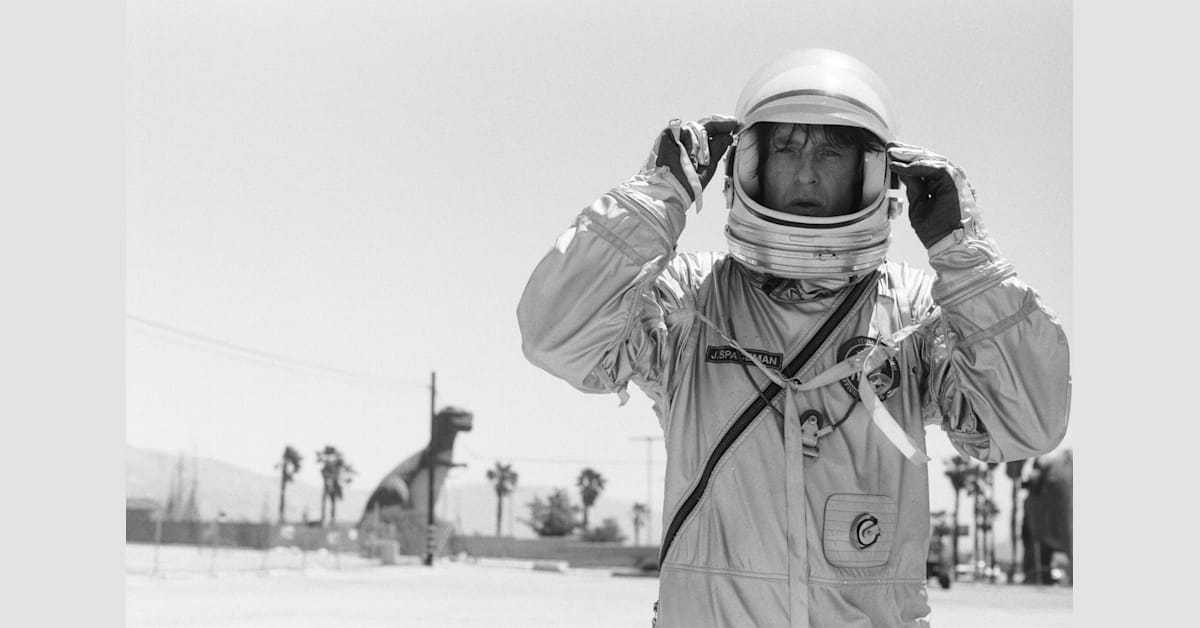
125;544;1071;627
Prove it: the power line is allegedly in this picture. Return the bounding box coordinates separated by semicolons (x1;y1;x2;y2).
458;444;652;467
481;456;649;466
126;313;429;389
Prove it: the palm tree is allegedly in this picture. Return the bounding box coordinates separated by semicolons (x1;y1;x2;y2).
316;445;356;526
275;445;303;524
966;462;997;580
981;494;1000;580
943;455;971;578
486;461;519;537
575;468;607;531
631;502;649;546
984;463;1002;580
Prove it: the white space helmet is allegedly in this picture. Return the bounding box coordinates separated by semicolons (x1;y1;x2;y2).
724;48;904;280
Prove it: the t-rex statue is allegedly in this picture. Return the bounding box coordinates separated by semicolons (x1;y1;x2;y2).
359;406;473;535
1020;447;1072;584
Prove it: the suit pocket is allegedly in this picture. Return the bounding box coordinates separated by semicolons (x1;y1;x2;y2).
822;493;897;569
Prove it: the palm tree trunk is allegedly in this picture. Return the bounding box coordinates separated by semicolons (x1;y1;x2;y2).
279;473;287;525
951;491;961;580
988;510;997;581
582;507;590;531
320;488;328;526
985;519;993;581
330;495;337;525
495;494;503;537
973;493;982;579
971;495;978;578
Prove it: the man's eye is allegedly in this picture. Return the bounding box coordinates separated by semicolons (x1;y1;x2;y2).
818;149;845;159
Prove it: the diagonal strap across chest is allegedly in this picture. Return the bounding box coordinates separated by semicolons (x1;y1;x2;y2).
658;271;879;566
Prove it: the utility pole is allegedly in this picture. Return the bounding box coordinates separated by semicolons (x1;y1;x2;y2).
420;373;468;566
630;436;663;544
424;370;436;567
1010;478;1018;583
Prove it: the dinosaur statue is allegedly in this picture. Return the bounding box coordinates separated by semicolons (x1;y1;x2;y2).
1020;447;1072;584
359;406;473;538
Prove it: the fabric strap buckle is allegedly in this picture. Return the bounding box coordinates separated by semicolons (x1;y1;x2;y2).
799;409;828;458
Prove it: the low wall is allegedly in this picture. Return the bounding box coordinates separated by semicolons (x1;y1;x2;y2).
125;519;361;551
127;518;657;568
448;536;659;569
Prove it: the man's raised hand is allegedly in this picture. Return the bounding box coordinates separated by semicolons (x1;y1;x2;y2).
651;115;740;206
887;142;975;249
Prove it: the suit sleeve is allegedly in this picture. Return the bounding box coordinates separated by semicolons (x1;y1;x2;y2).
917;226;1071;463
517;166;704;412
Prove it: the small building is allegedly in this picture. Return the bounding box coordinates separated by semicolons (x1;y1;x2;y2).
126;497;162;543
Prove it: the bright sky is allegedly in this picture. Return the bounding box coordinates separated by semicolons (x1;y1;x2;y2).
126;0;1072;545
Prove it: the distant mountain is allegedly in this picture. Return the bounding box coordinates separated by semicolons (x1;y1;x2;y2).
125;444;370;523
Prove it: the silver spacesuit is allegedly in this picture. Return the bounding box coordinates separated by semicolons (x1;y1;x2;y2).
517;49;1070;627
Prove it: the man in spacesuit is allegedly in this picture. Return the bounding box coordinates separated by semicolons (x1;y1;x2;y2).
517;49;1070;627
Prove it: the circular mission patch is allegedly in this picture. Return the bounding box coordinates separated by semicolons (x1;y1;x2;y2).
836;336;901;401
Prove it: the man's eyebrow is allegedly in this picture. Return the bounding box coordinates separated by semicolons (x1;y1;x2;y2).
772;132;810;148
772;136;845;151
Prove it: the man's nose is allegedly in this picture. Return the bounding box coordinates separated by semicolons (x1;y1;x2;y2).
793;155;818;184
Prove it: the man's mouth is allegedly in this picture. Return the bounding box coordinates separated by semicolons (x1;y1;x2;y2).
788;200;822;210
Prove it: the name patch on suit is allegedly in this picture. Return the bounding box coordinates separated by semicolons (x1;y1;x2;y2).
705;346;782;369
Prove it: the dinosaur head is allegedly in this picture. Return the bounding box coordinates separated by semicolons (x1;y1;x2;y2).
435;406;474;433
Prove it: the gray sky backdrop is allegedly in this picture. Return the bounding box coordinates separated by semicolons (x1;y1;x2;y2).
126;0;1072;542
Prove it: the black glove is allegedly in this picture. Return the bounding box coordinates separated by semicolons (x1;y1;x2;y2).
653;116;739;203
887;142;973;249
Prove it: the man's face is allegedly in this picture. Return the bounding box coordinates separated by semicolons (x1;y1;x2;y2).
760;124;862;217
